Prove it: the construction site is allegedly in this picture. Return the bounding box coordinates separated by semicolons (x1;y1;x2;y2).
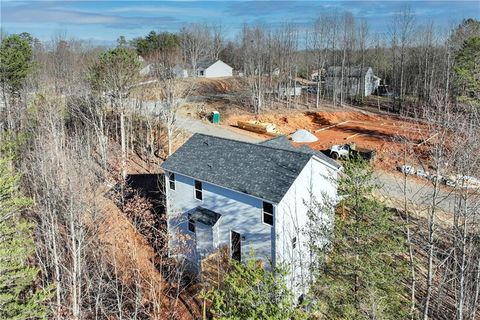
225;110;432;171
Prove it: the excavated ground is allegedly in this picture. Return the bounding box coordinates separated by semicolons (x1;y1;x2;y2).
226;111;432;171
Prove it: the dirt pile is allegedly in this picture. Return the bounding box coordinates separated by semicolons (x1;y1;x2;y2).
228;110;431;171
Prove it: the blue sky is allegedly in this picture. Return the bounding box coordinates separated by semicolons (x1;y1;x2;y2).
1;1;479;45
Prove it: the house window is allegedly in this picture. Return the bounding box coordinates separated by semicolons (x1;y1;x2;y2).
188;214;195;233
194;180;203;201
292;237;297;249
262;202;273;226
168;173;175;190
199;70;204;76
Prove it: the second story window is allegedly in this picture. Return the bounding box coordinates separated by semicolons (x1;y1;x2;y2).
194;180;203;201
262;202;273;226
168;173;175;190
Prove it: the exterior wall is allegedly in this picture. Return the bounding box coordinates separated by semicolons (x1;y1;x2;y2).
325;67;379;97
275;157;338;297
195;222;214;255
204;61;233;78
165;171;274;270
278;86;302;97
326;76;360;97
174;67;188;78
364;68;374;96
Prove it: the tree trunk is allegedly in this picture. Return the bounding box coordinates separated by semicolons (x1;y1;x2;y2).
120;110;127;180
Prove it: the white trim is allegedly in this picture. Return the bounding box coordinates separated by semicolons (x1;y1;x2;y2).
230;229;242;262
193;179;203;202
187;213;196;233
311;155;341;172
168;172;176;191
261;201;274;227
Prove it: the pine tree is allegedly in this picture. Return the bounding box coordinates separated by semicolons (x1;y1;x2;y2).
0;34;33;95
0;156;51;319
208;258;306;320
454;36;480;106
311;158;408;319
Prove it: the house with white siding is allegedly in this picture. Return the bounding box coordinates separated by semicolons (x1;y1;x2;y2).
161;134;340;296
326;66;381;97
195;60;233;78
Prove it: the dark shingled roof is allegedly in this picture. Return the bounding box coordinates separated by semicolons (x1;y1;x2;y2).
161;134;339;203
196;59;215;69
326;66;372;77
259;136;340;169
190;207;221;226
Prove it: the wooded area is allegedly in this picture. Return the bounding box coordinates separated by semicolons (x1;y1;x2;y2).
0;5;479;320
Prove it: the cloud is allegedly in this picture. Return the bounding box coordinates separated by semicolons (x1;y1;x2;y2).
1;1;180;29
1;0;477;42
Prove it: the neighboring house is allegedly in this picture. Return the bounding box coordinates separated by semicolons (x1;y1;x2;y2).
278;85;302;97
138;56;153;76
196;60;233;78
161;134;340;296
310;69;325;82
277;78;303;97
173;65;189;78
325;66;381;97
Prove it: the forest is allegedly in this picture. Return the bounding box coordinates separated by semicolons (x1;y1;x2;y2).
0;5;479;320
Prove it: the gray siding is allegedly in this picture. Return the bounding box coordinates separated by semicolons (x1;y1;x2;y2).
165;172;274;268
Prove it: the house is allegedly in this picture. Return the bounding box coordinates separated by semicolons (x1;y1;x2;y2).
310;69;325;82
173;65;189;78
138;56;153;76
325;66;381;97
196;60;233;78
277;78;304;97
161;134;340;296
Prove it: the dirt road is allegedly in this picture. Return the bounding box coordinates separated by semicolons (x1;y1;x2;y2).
176;115;261;143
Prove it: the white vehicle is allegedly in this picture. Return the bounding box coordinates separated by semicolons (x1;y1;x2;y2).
399;165;415;175
329;144;376;161
416;168;429;178
329;144;351;159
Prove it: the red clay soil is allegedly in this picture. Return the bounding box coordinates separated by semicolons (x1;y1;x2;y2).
97;194;200;319
227;111;432;171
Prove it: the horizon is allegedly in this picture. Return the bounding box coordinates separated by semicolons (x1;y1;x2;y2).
1;1;479;45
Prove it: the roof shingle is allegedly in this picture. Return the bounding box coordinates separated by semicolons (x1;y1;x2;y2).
161;134;338;203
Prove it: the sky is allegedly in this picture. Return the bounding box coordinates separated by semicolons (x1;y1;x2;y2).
1;1;479;45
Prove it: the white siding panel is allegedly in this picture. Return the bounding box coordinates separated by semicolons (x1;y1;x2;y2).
166;172;273;267
276;157;338;297
204;60;233;78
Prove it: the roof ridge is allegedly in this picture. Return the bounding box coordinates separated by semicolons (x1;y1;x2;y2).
193;133;313;158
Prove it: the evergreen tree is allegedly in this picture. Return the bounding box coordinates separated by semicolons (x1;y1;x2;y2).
208;258;306;320
0;34;33;95
454;36;480;106
311;159;408;319
0;155;51;319
87;47;141;94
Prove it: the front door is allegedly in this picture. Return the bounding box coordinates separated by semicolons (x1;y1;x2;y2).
231;231;241;262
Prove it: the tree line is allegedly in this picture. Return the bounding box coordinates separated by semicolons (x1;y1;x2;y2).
0;6;479;320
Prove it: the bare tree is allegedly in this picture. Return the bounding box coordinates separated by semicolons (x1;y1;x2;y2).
241;24;268;113
180;24;210;74
391;6;415;109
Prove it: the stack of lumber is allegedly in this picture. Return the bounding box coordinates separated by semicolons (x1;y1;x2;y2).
237;120;276;134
